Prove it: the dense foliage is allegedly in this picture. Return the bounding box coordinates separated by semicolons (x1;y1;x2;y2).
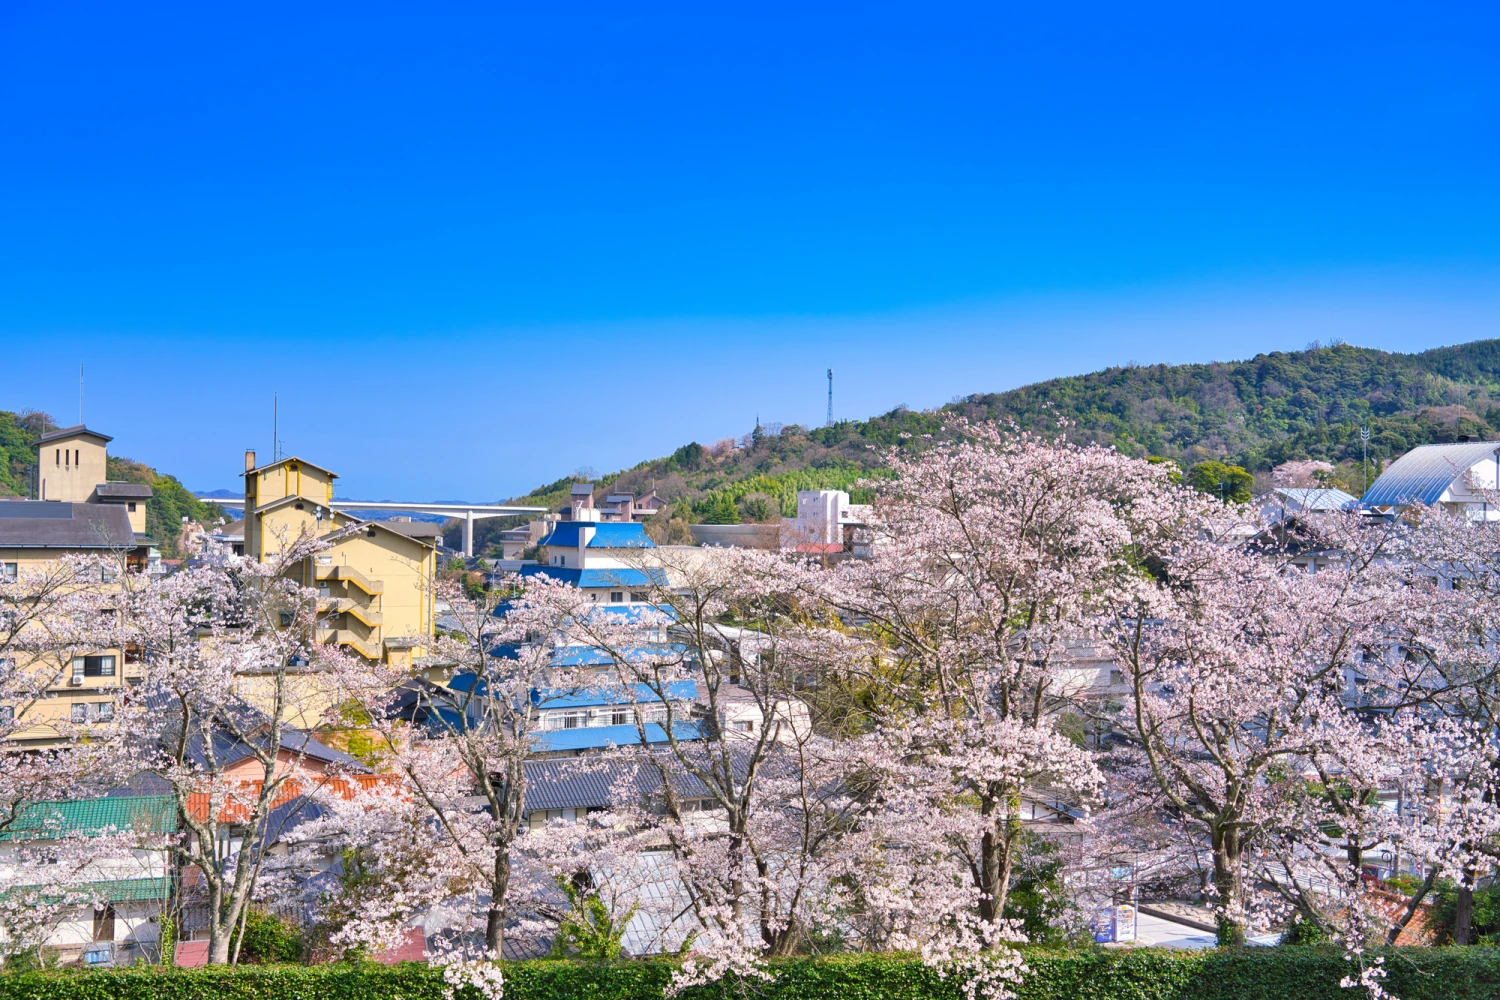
105;457;226;555
0;951;1497;1000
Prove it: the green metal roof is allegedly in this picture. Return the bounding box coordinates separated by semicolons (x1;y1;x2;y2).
0;796;177;840
95;877;171;903
2;876;171;906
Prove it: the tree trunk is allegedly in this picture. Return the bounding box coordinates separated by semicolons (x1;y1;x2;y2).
485;847;511;957
1454;884;1474;946
1212;827;1246;947
208;915;233;965
975;793;1018;938
203;881;230;965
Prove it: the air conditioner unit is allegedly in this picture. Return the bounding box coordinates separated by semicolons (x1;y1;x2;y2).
68;676;83;686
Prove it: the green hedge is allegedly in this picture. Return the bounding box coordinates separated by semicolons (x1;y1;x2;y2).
0;950;1497;1000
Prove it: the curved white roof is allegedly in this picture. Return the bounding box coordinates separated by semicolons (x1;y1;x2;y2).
1362;441;1500;507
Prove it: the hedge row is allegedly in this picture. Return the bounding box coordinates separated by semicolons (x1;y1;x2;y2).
0;950;1498;1000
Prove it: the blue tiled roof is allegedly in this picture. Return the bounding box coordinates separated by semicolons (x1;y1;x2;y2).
518;566;668;589
549;642;687;667
533;681;698;709
541;522;655;549
1363;442;1500;508
492;602;674;624
531;721;702;753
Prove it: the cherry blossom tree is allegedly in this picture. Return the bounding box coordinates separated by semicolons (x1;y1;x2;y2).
781;422;1205;975
518;547;865;985
114;529;364;965
0;551;133;823
1109;508;1408;946
326;573;593;984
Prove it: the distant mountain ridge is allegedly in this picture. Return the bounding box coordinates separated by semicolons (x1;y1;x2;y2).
464;339;1500;551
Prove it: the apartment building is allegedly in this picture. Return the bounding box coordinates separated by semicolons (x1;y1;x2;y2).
241;452;437;668
0;426;159;744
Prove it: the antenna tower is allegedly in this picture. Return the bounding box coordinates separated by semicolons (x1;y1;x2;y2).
826;368;834;427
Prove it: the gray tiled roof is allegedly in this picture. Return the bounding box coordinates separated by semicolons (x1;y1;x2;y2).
95;483;153;499
0;502;137;549
33;424;113;446
523;752;748;813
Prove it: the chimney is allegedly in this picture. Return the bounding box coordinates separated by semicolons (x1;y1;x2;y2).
245;450;257;472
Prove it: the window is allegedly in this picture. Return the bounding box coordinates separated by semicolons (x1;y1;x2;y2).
630;592;646;603
95;702;114;722
733;720;754;732
610;591;623;603
75;450;80;467
72;655;116;681
127;502;136;512
559;711;588;729
92;904;115;943
83;656;116;678
279;611;294;627
560;556;567;567
71;703;87;724
0;563;16;582
0;706;13;725
55;449;60;467
610;709;629;726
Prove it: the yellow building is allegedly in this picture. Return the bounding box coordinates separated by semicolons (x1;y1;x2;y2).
241;452;437;669
0;426;156;744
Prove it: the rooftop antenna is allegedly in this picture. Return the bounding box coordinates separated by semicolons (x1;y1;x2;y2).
78;363;83;426
273;391;278;462
1360;425;1371;496
826;368;834;427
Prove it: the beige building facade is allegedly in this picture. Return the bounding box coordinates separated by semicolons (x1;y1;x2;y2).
1;426;156;744
242;453;437;669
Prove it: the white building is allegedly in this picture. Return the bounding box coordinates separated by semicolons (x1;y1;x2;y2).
0;795;174;967
1363;441;1500;519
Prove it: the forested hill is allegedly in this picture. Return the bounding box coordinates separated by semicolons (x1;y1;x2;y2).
0;410;224;556
953;339;1500;472
478;340;1500;547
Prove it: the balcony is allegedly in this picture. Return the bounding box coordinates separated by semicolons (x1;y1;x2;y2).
315;628;383;661
314;565;383;595
316;597;383;628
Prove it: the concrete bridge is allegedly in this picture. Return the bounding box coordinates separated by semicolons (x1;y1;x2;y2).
205;498;547;558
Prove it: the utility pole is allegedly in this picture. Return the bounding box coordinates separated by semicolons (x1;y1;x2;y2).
826;369;834;428
1361;425;1371;495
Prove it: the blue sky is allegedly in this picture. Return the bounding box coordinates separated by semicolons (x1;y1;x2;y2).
2;2;1498;498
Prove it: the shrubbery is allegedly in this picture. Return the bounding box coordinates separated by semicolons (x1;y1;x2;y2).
1;950;1499;1000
